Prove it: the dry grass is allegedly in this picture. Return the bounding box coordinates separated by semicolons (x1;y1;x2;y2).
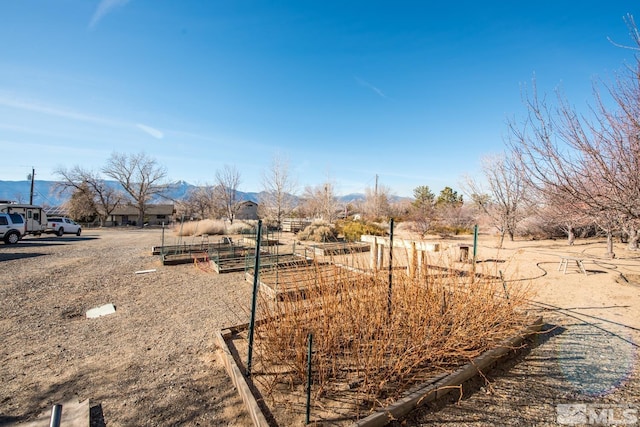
252;253;533;415
173;219;256;236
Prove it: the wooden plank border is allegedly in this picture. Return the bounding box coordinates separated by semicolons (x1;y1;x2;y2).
215;331;270;427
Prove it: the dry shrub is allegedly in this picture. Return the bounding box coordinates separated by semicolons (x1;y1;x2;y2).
297;220;338;242
174;219;226;236
228;220;257;235
174;219;256;236
253;257;532;412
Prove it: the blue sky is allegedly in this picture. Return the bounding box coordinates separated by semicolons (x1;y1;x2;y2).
0;1;637;197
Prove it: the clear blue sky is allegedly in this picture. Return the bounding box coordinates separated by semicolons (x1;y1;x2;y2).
1;1;637;197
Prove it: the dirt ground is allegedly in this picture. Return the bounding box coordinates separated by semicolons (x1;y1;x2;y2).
1;228;639;426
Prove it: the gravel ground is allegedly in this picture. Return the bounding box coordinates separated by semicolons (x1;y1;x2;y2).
1;229;638;426
0;228;253;426
390;312;640;426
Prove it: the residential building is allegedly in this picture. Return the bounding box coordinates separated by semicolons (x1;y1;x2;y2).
104;204;175;226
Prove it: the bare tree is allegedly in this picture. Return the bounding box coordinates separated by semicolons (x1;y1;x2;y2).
214;164;242;224
505;16;640;256
363;184;392;221
534;186;592;244
507;76;638;257
55;165;124;226
177;184;217;220
300;182;340;222
259;155;298;229
462;154;529;246
102;152;168;227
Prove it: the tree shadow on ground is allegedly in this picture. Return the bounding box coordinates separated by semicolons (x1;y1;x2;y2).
0;359;248;427
89;403;106;427
388;323;569;426
26;236;99;244
0;252;47;262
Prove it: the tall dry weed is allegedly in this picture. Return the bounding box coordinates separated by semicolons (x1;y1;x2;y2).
252;252;533;410
174;219;256;236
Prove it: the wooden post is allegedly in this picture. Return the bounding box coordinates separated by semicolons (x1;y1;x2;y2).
377;241;383;270
408;241;417;278
369;239;376;269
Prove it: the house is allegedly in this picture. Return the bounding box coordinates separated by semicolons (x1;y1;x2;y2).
104;204;175;226
236;201;259;220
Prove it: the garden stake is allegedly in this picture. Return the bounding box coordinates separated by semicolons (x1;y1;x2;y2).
499;270;510;302
305;332;313;425
247;219;263;377
473;224;478;264
387;218;394;318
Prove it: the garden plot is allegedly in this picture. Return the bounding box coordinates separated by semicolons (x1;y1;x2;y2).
246;261;360;300
161;250;210;265
151;239;232;256
218;262;536;426
241;236;280;247
153;237;238;265
300;241;371;256
212;251;303;274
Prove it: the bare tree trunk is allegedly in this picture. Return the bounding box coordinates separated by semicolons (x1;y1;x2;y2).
627;228;639;251
606;231;615;259
567;227;575;245
498;231;505;248
138;203;145;227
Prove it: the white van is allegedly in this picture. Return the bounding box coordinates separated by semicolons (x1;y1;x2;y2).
0;203;48;236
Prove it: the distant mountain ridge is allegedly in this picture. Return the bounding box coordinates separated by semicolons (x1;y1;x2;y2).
0;180;262;206
0;180;373;207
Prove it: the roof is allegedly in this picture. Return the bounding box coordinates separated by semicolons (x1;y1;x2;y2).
108;204;175;216
45;206;69;216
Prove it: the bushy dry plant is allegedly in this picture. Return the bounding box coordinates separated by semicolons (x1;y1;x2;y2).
297;220;338;242
228;220;257;234
335;219;386;242
174;219;226;236
253;258;532;412
174;219;256;236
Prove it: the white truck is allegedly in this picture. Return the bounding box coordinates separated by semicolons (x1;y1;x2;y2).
0;203;48;236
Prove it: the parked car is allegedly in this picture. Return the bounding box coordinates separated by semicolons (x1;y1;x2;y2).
46;217;82;236
0;212;26;244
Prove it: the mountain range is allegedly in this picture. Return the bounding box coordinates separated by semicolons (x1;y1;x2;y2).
0;180;372;207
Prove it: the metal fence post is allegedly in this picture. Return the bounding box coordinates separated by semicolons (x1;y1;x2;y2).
387;218;394;318
246;219;263;377
49;404;62;427
305;333;313;425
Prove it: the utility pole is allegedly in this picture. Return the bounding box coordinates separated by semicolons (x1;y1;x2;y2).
28;167;35;205
374;174;378;197
374;174;379;218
